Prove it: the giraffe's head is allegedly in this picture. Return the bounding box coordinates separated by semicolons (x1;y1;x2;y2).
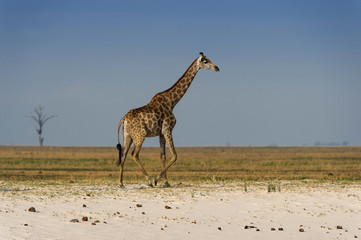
198;52;220;72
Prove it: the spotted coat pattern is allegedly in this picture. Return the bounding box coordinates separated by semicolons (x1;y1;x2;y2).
117;53;219;187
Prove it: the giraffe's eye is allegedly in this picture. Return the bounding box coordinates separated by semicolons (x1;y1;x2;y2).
203;59;208;63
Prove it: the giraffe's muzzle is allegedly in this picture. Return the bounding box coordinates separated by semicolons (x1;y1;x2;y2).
214;66;220;72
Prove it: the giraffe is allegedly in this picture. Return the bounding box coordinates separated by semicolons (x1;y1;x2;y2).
116;52;219;187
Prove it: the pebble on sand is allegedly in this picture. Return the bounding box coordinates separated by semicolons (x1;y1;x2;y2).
244;225;256;229
28;207;36;212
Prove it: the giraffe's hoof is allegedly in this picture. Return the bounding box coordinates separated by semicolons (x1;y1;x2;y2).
154;179;158;186
118;184;125;188
148;183;154;188
163;182;171;188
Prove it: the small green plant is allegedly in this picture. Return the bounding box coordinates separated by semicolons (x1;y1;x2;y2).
267;182;281;192
268;183;276;192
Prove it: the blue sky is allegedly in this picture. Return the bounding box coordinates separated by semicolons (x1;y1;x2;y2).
1;0;360;146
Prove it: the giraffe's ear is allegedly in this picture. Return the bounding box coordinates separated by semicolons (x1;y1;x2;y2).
199;52;206;62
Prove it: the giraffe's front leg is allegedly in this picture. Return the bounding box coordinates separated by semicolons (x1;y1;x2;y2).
160;135;171;188
155;132;177;186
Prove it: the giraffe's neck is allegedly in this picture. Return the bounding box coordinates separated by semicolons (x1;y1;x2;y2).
155;58;200;109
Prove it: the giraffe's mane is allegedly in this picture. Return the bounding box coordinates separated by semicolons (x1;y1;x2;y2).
152;58;198;98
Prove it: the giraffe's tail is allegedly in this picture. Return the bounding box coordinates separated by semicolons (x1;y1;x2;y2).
116;143;122;166
116;116;125;166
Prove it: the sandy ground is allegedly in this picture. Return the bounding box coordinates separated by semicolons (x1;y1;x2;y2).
0;181;360;240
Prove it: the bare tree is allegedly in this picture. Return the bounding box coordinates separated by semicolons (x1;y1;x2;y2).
27;106;57;146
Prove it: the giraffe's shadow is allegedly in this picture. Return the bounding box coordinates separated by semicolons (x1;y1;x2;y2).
80;182;193;193
118;182;193;191
0;188;30;192
121;184;150;191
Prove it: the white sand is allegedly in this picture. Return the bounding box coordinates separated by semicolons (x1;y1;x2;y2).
0;181;360;240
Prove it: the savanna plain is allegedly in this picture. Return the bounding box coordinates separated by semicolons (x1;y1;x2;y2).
0;146;360;239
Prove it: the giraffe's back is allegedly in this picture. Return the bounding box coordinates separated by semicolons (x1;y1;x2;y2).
124;104;169;138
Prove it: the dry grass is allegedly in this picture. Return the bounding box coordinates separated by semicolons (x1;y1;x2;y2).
0;146;360;183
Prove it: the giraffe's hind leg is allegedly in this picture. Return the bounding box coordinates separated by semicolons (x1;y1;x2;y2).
119;134;132;188
132;137;153;187
160;135;171;188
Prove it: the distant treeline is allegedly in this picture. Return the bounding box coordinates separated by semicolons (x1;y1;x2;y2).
314;141;349;146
